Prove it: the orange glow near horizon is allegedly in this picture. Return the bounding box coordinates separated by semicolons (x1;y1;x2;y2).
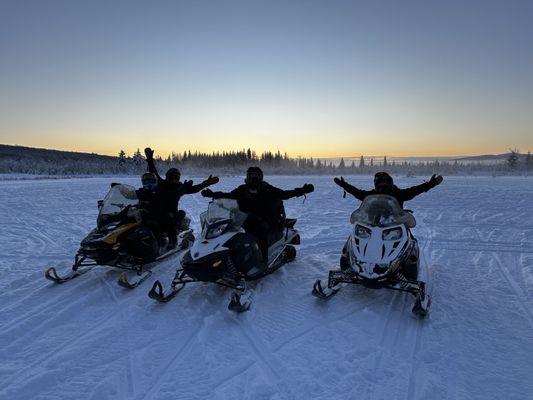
2;135;529;160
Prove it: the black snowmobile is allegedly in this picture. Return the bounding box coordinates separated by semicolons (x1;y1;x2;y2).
312;195;431;317
148;198;300;311
44;183;195;288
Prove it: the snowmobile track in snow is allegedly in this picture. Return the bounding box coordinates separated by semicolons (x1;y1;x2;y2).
1;176;533;400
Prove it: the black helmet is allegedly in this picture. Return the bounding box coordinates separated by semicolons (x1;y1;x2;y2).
245;166;263;190
141;172;158;190
165;168;181;183
374;172;393;193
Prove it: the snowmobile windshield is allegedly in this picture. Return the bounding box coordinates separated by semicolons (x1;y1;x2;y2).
201;199;248;229
97;184;138;228
350;195;416;228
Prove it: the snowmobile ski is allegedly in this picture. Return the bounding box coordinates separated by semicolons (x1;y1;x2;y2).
116;245;186;289
44;264;96;284
148;277;188;303
228;290;253;313
312;279;343;299
411;282;431;317
117;269;153;289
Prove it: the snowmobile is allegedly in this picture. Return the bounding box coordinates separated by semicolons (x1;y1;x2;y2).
148;198;300;312
312;195;431;317
44;183;195;288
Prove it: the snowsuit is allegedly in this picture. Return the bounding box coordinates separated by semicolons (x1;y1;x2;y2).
136;187;164;245
335;180;439;208
208;182;308;261
146;158;210;244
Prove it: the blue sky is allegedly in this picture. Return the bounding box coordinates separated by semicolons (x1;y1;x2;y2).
1;0;532;157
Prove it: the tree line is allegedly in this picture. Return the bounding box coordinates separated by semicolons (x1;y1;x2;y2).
1;144;532;177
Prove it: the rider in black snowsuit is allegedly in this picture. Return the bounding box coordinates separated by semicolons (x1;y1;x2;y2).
201;167;314;262
144;148;219;247
333;172;443;208
136;172;165;245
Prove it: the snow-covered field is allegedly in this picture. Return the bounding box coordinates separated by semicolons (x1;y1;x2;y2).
1;176;532;400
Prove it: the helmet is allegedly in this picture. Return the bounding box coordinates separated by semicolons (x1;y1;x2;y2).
142;172;158;191
245;167;263;190
374;172;393;193
165;168;181;183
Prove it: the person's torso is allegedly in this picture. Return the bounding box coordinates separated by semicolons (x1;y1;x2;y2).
157;181;184;212
236;183;284;225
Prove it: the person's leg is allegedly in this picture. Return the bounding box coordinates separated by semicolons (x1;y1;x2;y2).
161;212;178;248
145;218;163;247
243;215;270;262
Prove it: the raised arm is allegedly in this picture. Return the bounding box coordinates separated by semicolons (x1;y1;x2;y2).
144;147;162;180
268;184;314;200
201;187;242;200
333;177;371;201
182;175;220;194
400;175;443;201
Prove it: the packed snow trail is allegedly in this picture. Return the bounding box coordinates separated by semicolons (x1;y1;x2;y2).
0;176;532;400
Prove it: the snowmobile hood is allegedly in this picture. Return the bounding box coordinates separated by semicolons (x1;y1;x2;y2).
350;223;408;265
102;222;140;244
186;236;232;262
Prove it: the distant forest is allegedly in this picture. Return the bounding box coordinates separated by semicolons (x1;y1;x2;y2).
0;144;532;177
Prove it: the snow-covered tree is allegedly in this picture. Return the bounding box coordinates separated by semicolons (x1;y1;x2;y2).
118;149;127;166
383;156;388;167
338;157;346;170
132;148;144;166
359;156;365;168
525;151;532;170
507;149;519;169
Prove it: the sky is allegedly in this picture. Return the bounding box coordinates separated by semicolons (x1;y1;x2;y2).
1;0;532;158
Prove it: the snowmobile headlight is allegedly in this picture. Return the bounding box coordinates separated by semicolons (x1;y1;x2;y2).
382;227;402;241
206;222;229;239
355;224;371;238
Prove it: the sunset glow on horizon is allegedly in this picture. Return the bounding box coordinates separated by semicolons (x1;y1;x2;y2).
1;0;532;158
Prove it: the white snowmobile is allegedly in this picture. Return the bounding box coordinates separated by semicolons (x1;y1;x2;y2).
148;198;300;312
312;194;431;317
44;183;195;288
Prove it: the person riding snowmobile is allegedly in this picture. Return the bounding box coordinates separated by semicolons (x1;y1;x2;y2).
333;172;443;208
201;166;314;262
135;172;165;246
144;147;219;247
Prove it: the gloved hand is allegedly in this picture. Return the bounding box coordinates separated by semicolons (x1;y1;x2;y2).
144;147;154;159
203;175;219;186
302;183;314;194
430;174;443;186
201;188;214;198
183;179;193;188
333;176;346;187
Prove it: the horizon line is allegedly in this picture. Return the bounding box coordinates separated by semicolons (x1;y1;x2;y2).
1;142;526;160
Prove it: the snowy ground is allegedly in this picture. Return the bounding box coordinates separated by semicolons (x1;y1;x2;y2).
1;176;532;400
